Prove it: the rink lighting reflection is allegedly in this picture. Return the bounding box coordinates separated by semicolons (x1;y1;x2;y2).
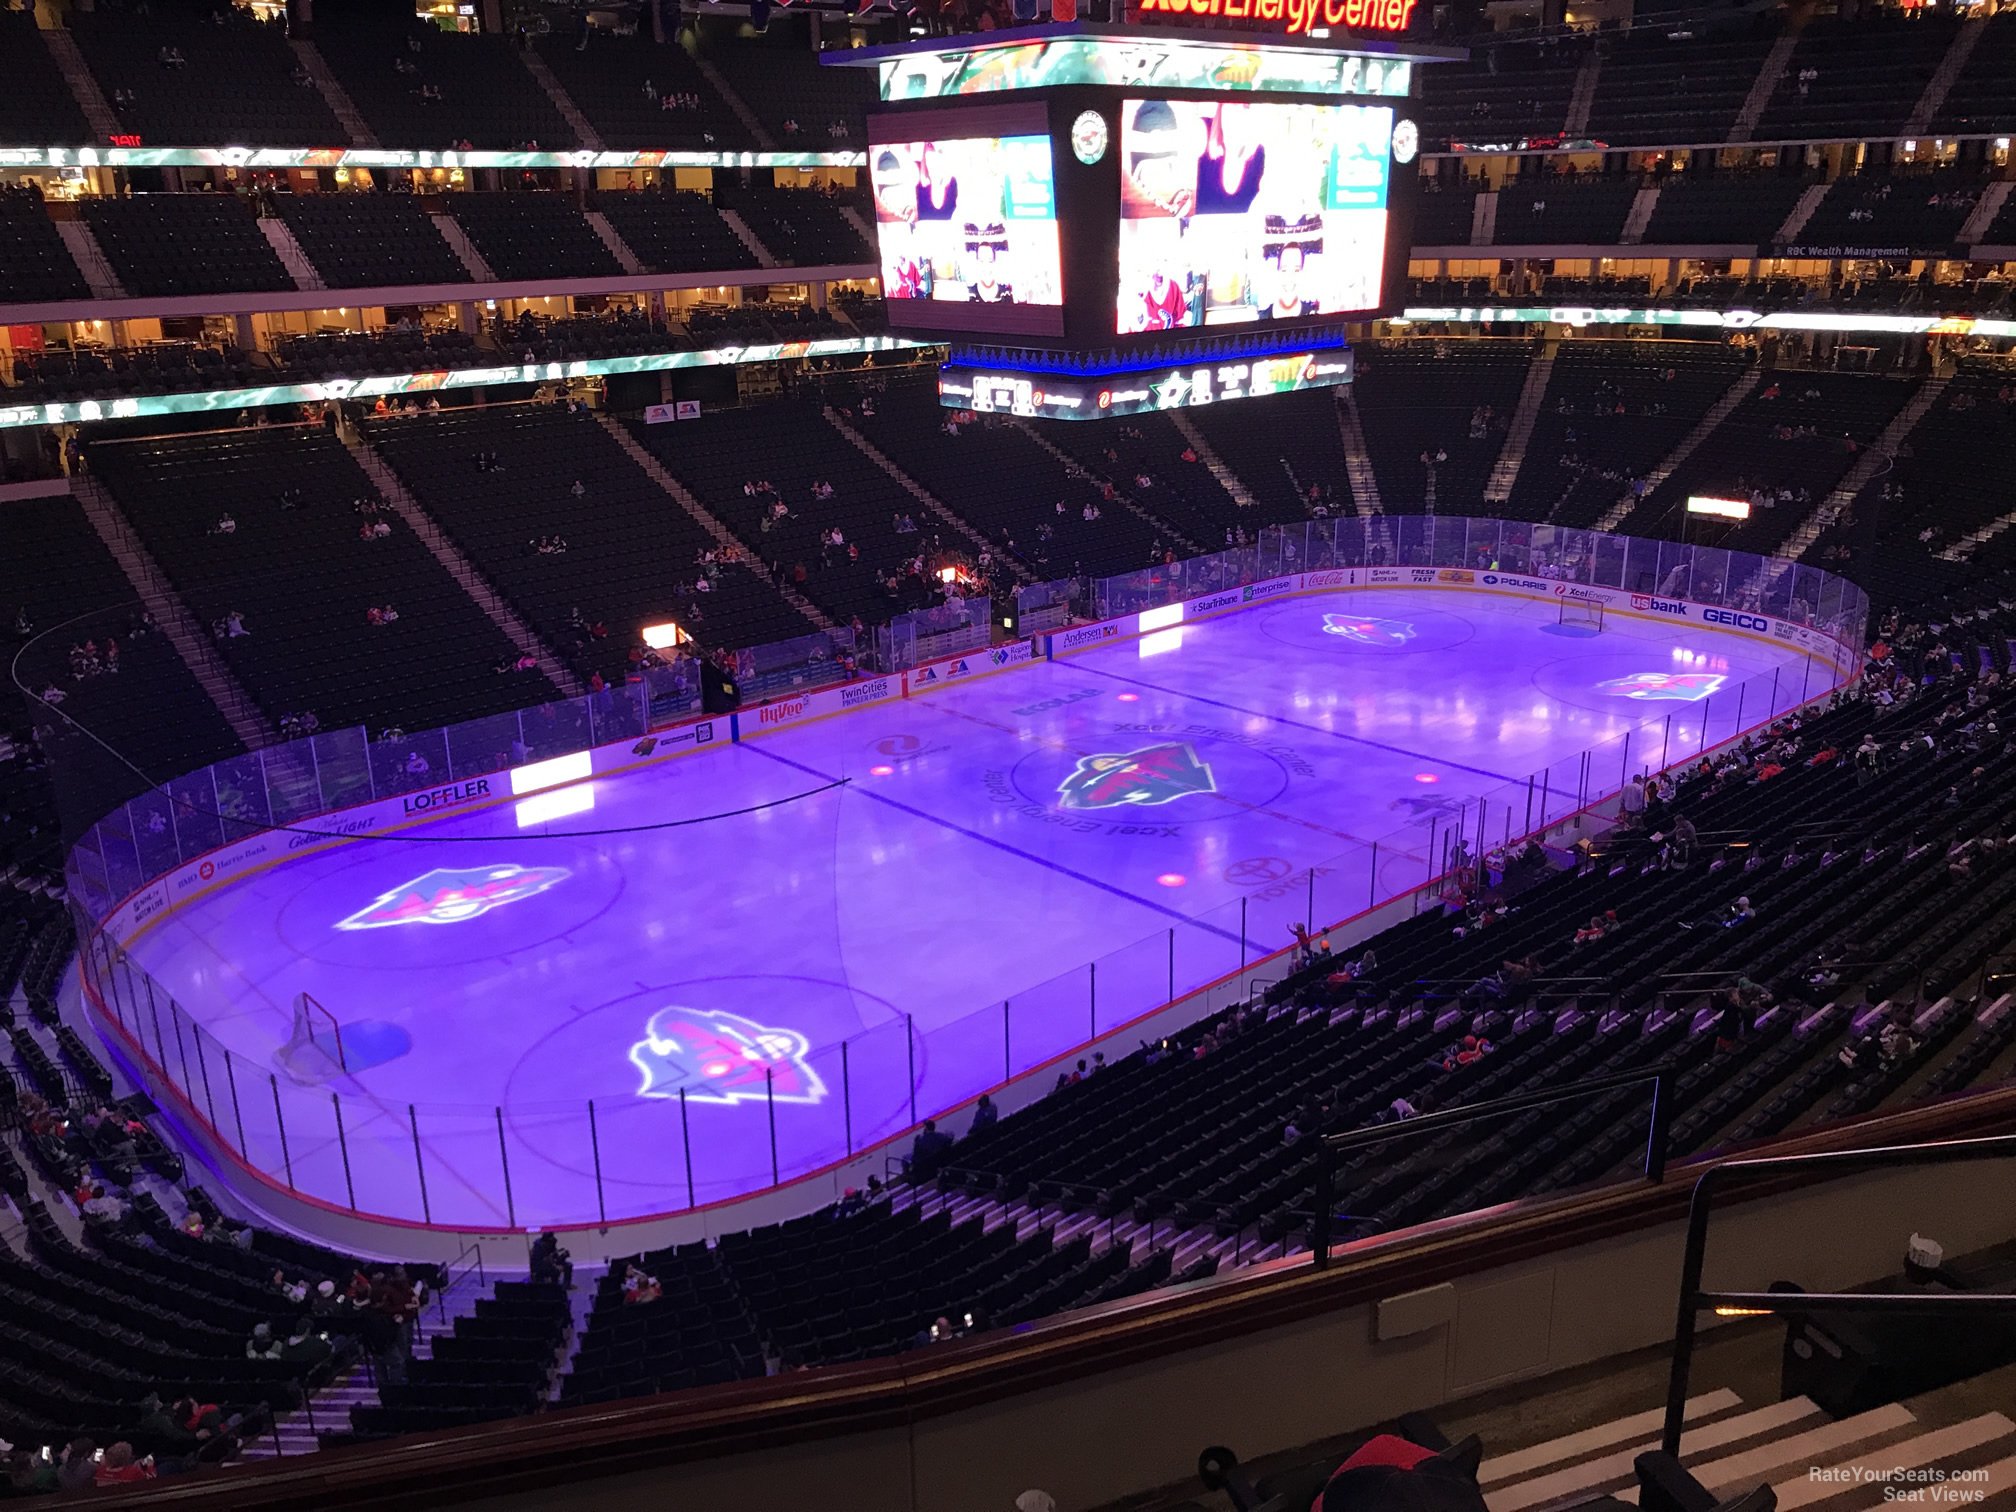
1156;873;1187;887
870;765;894;776
1140;627;1185;657
1414;773;1440;783
516;784;594;828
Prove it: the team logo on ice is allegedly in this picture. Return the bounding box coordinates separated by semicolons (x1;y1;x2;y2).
1056;743;1216;810
629;1007;827;1105
1322;613;1416;647
1595;672;1726;703
333;864;571;931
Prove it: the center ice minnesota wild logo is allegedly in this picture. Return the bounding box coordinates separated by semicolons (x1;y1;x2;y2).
1056;742;1216;810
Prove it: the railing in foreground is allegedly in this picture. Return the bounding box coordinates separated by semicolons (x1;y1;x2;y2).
1661;1132;2016;1456
1311;1064;1678;1269
54;520;1867;1230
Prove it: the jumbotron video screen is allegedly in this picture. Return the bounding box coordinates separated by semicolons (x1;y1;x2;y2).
869;102;1067;339
1116;97;1400;332
866;85;1417;350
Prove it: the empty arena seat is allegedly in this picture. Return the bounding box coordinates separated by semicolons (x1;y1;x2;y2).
847;372;1166;578
592;190;760;275
710;182;875;267
0;190;91;306
86;426;552;734
272;194;473;290
79;195;293;300
71;5;343;147
0;10;91;143
441;193;623;282
1507;342;1752;528
361;402;815;683
313;15;576;152
624;400;926;627
532;33;752;152
1353;340;1535;508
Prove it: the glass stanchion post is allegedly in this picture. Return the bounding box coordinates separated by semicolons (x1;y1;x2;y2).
225;1051;246;1154
193;1029;216;1129
495;1107;515;1228
841;1039;853;1154
408;1104;431;1223
766;1067;779;1186
588;1099;607;1225
334;1093;355;1209
679;1089;695;1210
271;1074;294;1190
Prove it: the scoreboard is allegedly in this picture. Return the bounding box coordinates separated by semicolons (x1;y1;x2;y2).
829;21;1459;413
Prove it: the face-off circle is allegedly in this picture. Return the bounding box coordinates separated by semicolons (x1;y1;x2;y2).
273;841;628;969
1531;650;1732;716
499;973;916;1194
995;726;1302;833
1255;598;1477;657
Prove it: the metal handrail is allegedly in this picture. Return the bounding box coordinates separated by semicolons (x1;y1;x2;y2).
1973;950;2016;1000
1661;1132;2016;1456
1310;1062;1677;1269
1403;983;1604;995
437;1241;483;1322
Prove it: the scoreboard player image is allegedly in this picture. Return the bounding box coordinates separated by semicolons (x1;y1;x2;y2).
870;134;1062;310
1116;98;1393;333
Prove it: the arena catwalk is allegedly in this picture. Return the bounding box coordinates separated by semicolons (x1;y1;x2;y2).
119;588;1823;1228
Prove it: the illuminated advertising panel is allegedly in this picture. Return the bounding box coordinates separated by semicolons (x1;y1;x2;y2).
869;104;1065;338
1116;98;1396;333
874;36;1416;100
1134;0;1419;36
939;346;1351;419
1685;495;1752;521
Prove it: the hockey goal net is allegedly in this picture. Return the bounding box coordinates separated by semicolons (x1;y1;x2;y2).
1558;598;1605;632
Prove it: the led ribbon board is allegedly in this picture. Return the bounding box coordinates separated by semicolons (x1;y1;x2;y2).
872;35;1417;100
0;337;930;431
0;146;867;170
939;346;1351;418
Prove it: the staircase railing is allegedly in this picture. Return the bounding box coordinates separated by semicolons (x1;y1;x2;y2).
1660;1132;2016;1456
1311;1061;1678;1269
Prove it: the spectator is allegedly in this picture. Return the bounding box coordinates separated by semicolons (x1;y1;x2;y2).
55;1440;96;1495
1619;774;1647;824
969;1093;998;1135
910;1117;953;1177
278;1318;333;1369
621;1265;662;1305
93;1442;155;1487
530;1230;573;1287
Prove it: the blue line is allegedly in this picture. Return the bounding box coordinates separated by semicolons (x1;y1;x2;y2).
1057;660;1530;786
742;743;1252;949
